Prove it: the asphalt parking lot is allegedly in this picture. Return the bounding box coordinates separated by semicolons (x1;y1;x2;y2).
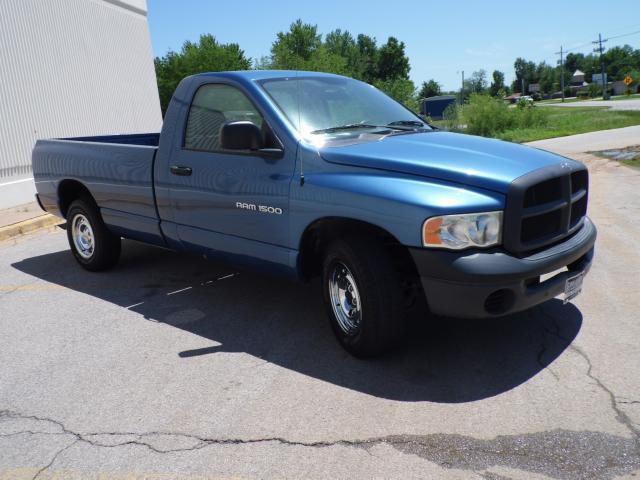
1;147;639;479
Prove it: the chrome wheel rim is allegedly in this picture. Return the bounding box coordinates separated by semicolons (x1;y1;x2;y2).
329;262;362;335
71;213;94;259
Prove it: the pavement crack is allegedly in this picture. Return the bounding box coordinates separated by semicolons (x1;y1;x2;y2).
3;409;640;478
539;308;640;441
535;309;560;381
0;284;23;297
0;409;376;454
32;439;78;480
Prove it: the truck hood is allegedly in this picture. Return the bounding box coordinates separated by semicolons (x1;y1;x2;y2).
319;131;575;194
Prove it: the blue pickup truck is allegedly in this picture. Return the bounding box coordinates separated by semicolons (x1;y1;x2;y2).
32;70;596;356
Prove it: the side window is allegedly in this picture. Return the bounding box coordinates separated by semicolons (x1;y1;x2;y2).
184;84;264;152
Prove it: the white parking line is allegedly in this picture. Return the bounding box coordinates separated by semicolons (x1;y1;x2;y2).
125;301;145;309
217;273;236;281
166;286;193;296
0;177;34;187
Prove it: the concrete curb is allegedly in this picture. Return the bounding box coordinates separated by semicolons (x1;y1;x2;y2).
0;214;64;242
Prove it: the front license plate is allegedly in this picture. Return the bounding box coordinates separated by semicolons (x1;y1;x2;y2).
563;272;584;304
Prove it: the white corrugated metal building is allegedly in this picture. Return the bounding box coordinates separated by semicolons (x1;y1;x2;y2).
0;0;162;208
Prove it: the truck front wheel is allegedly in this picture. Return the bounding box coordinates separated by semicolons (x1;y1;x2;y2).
66;198;121;271
322;236;406;357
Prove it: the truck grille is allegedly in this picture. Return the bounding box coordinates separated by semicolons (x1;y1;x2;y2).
503;164;588;256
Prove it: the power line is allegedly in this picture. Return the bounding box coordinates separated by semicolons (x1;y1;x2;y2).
606;29;640;41
558;27;640;57
564;41;595;54
602;22;640;38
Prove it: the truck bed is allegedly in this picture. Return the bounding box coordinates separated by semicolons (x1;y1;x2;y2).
59;133;160;147
32;133;162;242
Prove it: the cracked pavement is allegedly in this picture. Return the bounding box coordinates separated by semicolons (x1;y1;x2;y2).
1;148;640;478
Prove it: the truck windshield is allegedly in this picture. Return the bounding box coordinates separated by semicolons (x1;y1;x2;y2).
259;76;430;141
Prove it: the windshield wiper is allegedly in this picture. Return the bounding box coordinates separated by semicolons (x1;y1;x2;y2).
311;123;403;134
386;120;428;129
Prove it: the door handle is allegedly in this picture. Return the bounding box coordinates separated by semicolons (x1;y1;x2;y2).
170;165;192;176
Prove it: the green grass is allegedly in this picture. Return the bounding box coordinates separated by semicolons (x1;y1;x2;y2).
491;107;640;143
608;93;640;101
623;157;640;168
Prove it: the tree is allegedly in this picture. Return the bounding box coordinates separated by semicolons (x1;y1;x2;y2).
354;34;379;83
489;70;505;96
466;69;488;93
561;48;640;84
374;78;418;112
324;29;356;58
259;22;419;109
271;19;322;65
154;34;251;113
324;29;362;77
604;45;639;81
268;20;347;74
418;79;441;99
513;57;536;93
377;37;410;81
564;52;585;77
270;19;320;69
537;62;557;94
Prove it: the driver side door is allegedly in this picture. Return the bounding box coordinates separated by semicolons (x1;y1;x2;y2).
166;82;293;256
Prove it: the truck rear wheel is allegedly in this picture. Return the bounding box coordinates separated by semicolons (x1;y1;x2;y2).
322;236;406;357
66;198;121;271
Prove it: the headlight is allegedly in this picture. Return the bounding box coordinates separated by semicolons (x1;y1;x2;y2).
422;211;503;250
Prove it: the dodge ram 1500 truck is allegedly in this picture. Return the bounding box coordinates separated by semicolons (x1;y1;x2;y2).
32;70;596;357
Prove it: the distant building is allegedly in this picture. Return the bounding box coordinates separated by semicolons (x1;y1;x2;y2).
612;80;639;96
528;83;540;93
0;0;162;208
570;70;587;87
421;95;457;121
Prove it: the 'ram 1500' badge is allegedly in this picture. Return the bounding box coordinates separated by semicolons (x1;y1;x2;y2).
235;202;283;215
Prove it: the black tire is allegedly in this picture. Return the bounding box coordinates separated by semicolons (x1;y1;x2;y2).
322;235;406;357
66;198;121;271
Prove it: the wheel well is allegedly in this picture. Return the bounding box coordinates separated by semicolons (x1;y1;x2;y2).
298;217;418;282
57;180;95;218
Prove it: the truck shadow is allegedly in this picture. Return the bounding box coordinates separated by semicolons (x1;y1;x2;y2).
12;239;582;403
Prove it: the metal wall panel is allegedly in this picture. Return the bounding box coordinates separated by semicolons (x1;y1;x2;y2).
0;0;162;180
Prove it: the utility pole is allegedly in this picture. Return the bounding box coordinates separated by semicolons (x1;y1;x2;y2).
456;70;465;103
593;33;608;99
555;45;565;102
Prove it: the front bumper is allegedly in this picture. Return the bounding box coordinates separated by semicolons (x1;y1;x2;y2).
409;217;597;318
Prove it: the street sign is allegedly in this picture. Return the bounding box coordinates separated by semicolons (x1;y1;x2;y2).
592;73;607;86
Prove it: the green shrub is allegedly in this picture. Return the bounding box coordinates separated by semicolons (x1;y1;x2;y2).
445;93;549;138
462;94;514;136
441;102;463;131
588;83;601;98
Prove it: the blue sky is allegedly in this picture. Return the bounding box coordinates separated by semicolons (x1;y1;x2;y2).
147;0;640;91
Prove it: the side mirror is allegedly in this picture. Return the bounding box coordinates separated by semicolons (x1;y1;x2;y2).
220;121;263;150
